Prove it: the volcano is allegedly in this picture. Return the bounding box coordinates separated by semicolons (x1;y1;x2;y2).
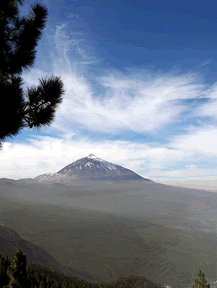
33;154;154;185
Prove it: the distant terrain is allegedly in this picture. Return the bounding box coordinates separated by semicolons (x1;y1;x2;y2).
1;178;217;288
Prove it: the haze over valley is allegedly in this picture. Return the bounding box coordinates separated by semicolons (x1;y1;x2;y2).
1;155;217;288
2;0;217;286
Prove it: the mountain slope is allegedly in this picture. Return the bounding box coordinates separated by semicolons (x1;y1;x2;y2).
33;154;154;184
0;225;61;272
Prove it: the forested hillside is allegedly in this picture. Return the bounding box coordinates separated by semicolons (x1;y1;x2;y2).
0;249;211;288
0;248;167;288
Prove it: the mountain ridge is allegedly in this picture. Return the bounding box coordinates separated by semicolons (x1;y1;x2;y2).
32;154;154;185
0;225;61;272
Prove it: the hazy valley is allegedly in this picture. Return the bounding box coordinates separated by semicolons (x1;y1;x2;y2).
1;177;217;288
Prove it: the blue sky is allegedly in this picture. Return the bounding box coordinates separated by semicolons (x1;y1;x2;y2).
2;0;217;191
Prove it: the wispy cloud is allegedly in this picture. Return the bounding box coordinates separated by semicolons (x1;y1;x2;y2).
64;12;79;19
199;59;212;67
2;16;217;190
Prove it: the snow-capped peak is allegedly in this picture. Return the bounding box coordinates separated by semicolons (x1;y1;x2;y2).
33;154;154;183
87;154;98;159
86;154;105;162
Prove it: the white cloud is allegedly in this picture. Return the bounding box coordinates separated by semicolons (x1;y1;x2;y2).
166;125;217;157
2;18;217;192
64;12;79;19
36;67;211;136
199;59;212;67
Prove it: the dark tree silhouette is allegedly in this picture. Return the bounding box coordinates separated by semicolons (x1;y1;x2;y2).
6;248;27;287
0;0;65;151
0;254;11;287
193;269;210;288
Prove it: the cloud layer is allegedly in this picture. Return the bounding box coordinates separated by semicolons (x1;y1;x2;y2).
1;2;217;192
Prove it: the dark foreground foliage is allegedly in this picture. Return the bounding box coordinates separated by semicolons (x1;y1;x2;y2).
0;248;211;288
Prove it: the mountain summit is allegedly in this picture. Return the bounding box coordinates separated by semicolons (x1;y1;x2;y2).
33;154;154;184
